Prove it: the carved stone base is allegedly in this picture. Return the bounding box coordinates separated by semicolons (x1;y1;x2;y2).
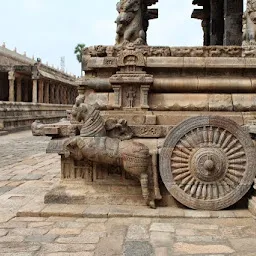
248;196;256;216
44;181;147;206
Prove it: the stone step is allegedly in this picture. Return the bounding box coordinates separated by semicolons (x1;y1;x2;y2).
0;130;8;136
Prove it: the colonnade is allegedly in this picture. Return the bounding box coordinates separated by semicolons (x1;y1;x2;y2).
7;70;77;105
192;0;243;46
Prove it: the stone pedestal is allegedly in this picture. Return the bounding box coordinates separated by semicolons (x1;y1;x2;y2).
44;155;147;206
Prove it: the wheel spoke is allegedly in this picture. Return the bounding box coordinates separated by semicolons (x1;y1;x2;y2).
161;116;255;210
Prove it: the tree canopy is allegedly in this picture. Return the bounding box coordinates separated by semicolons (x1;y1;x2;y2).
74;44;86;63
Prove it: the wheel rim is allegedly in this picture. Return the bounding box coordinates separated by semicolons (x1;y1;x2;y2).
160;116;256;210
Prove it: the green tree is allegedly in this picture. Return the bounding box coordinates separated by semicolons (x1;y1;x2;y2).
74;44;86;63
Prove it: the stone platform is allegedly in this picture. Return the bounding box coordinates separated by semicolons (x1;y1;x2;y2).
1;131;256;255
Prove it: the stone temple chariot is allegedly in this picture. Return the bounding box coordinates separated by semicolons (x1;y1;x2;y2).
39;0;256;213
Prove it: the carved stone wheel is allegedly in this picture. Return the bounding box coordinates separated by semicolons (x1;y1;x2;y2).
160;116;256;210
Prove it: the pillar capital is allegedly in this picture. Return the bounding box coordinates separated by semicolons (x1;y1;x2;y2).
8;70;15;80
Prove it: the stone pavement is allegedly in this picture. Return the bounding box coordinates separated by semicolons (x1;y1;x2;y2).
0;131;256;255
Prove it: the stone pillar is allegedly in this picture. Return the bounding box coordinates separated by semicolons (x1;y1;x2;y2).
32;79;38;103
50;84;55;104
223;0;243;46
44;81;49;103
210;0;224;45
8;70;15;102
67;87;70;104
38;80;44;103
59;85;62;104
55;84;59;104
16;78;22;102
32;65;40;103
23;79;29;102
63;87;67;104
140;85;150;109
113;85;122;109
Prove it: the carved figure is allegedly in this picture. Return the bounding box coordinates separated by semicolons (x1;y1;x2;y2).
243;0;256;45
105;118;133;140
126;86;136;108
65;136;155;207
115;0;146;46
31;120;45;136
64;94;160;208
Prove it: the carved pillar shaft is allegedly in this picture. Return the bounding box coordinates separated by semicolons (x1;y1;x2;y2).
16;78;22;102
224;0;243;46
50;84;55;104
210;0;224;45
140;85;150;109
8;71;15;102
38;80;44;103
44;81;49;103
32;79;38;103
113;85;122;109
23;79;29;102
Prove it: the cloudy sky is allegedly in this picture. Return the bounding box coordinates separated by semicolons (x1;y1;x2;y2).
1;0;207;75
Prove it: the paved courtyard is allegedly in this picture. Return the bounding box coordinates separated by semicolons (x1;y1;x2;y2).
0;131;256;255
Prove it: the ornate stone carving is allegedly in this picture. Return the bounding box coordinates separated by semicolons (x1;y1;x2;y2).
82;45;244;62
31;120;45;136
110;44;152;110
64;134;157;208
115;0;146;46
160;116;256;210
57;93;161;208
105;118;134;141
115;0;158;47
243;0;256;46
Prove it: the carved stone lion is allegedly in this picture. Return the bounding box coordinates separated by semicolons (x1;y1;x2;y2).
115;0;146;46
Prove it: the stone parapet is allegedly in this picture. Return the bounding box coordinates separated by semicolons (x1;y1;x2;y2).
0;101;72;133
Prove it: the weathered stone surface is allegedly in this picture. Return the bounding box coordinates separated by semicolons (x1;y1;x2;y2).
40;243;95;253
149;93;208;111
94;236;123;256
173;242;235;254
209;94;233;111
150;232;173;247
126;224;149;241
150;223;175;232
123;241;154;256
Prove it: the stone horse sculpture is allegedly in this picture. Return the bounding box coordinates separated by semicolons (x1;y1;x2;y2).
64;94;161;208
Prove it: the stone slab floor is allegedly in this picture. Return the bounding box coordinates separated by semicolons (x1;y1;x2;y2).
0;130;256;256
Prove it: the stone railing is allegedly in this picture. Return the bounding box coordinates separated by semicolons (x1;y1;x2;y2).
0;101;72;132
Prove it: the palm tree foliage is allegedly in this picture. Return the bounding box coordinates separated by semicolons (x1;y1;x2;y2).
74;44;86;63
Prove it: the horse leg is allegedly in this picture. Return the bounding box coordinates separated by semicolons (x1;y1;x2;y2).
152;153;162;200
140;173;149;203
140;172;155;209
